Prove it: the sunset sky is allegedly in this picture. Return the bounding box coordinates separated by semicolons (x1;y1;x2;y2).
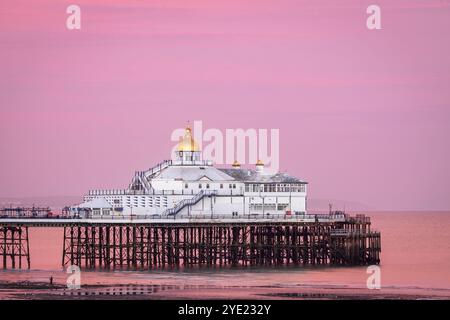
0;0;449;210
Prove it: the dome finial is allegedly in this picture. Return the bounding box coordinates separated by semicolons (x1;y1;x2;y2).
177;122;199;152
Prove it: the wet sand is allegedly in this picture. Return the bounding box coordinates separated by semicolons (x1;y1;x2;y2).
2;280;450;300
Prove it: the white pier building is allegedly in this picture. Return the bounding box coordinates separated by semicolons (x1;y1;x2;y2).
71;126;307;218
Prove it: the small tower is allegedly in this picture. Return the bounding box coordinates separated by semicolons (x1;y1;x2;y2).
232;160;241;169
175;125;201;163
255;159;264;174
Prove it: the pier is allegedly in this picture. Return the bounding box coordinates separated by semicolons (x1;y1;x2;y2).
0;208;380;269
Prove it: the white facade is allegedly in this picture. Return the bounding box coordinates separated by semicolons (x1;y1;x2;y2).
72;127;307;218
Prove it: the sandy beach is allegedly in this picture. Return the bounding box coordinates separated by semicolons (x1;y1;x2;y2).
2;279;450;300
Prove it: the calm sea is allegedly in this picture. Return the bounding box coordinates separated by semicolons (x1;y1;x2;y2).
1;212;449;299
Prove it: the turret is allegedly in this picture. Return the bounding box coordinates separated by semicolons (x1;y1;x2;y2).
232;160;241;169
255;159;264;174
175;125;201;163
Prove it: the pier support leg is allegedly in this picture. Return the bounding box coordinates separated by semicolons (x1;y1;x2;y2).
59;221;381;269
0;226;30;269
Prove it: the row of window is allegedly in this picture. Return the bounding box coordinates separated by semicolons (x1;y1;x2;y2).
245;184;306;193
92;203;290;215
249;204;288;211
124;196;168;208
184;183;237;189
93;209;110;215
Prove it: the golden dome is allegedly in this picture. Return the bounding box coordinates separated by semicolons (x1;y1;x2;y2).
232;160;241;167
177;126;200;152
256;159;264;166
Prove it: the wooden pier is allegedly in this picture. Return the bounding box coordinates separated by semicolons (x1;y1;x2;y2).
0;210;381;269
61;219;380;269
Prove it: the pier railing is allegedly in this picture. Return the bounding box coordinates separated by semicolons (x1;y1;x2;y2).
1;206;370;225
86;188;242;196
330;229;372;236
1;207;354;222
0;207;53;218
65;212;350;222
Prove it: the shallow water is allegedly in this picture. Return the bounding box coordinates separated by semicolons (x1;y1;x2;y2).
1;212;450;299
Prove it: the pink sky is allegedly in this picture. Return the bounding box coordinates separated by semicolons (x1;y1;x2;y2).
0;0;449;210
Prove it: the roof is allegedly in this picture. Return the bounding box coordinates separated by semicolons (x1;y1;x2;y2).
154;166;236;181
218;168;307;184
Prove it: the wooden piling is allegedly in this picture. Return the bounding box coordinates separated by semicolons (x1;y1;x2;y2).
0;226;30;269
58;219;380;270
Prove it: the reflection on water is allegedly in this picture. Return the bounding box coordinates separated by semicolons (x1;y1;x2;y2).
1;212;450;299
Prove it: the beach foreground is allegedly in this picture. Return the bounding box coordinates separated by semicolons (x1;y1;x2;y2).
1;280;450;300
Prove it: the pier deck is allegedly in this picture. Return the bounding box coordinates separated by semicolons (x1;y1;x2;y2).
0;217;346;227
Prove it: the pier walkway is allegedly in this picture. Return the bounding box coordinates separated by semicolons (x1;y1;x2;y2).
0;215;348;227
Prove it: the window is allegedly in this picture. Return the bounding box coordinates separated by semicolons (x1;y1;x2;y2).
233;184;236;189
199;184;202;189
220;184;223;189
206;184;210;189
185;183;188;189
